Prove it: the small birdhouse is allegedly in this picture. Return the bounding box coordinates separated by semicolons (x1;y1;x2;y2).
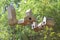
46;18;55;27
31;22;40;32
7;5;17;26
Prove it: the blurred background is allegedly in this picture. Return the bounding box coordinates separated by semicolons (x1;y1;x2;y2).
0;0;60;40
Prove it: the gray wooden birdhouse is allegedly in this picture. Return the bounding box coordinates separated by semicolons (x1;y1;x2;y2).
7;5;17;26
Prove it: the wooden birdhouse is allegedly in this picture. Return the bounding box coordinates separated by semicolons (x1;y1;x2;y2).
31;17;47;32
7;5;17;26
46;18;55;27
25;9;32;16
31;22;40;32
24;16;36;24
17;9;36;26
24;9;36;24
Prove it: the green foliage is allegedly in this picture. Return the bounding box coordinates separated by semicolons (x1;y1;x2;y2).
0;0;60;40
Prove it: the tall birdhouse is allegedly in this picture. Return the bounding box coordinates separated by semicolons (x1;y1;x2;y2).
7;5;17;26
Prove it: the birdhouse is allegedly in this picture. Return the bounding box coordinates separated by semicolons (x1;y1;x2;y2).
17;9;36;26
34;17;46;31
31;22;44;32
31;22;40;32
46;18;55;27
7;5;17;26
38;22;45;30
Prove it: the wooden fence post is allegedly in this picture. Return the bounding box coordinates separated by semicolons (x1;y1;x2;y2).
7;5;17;40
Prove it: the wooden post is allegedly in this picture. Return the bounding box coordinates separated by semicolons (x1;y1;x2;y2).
7;5;17;26
10;26;16;40
7;5;17;40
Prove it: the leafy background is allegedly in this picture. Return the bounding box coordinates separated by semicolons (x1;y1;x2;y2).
0;0;60;40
